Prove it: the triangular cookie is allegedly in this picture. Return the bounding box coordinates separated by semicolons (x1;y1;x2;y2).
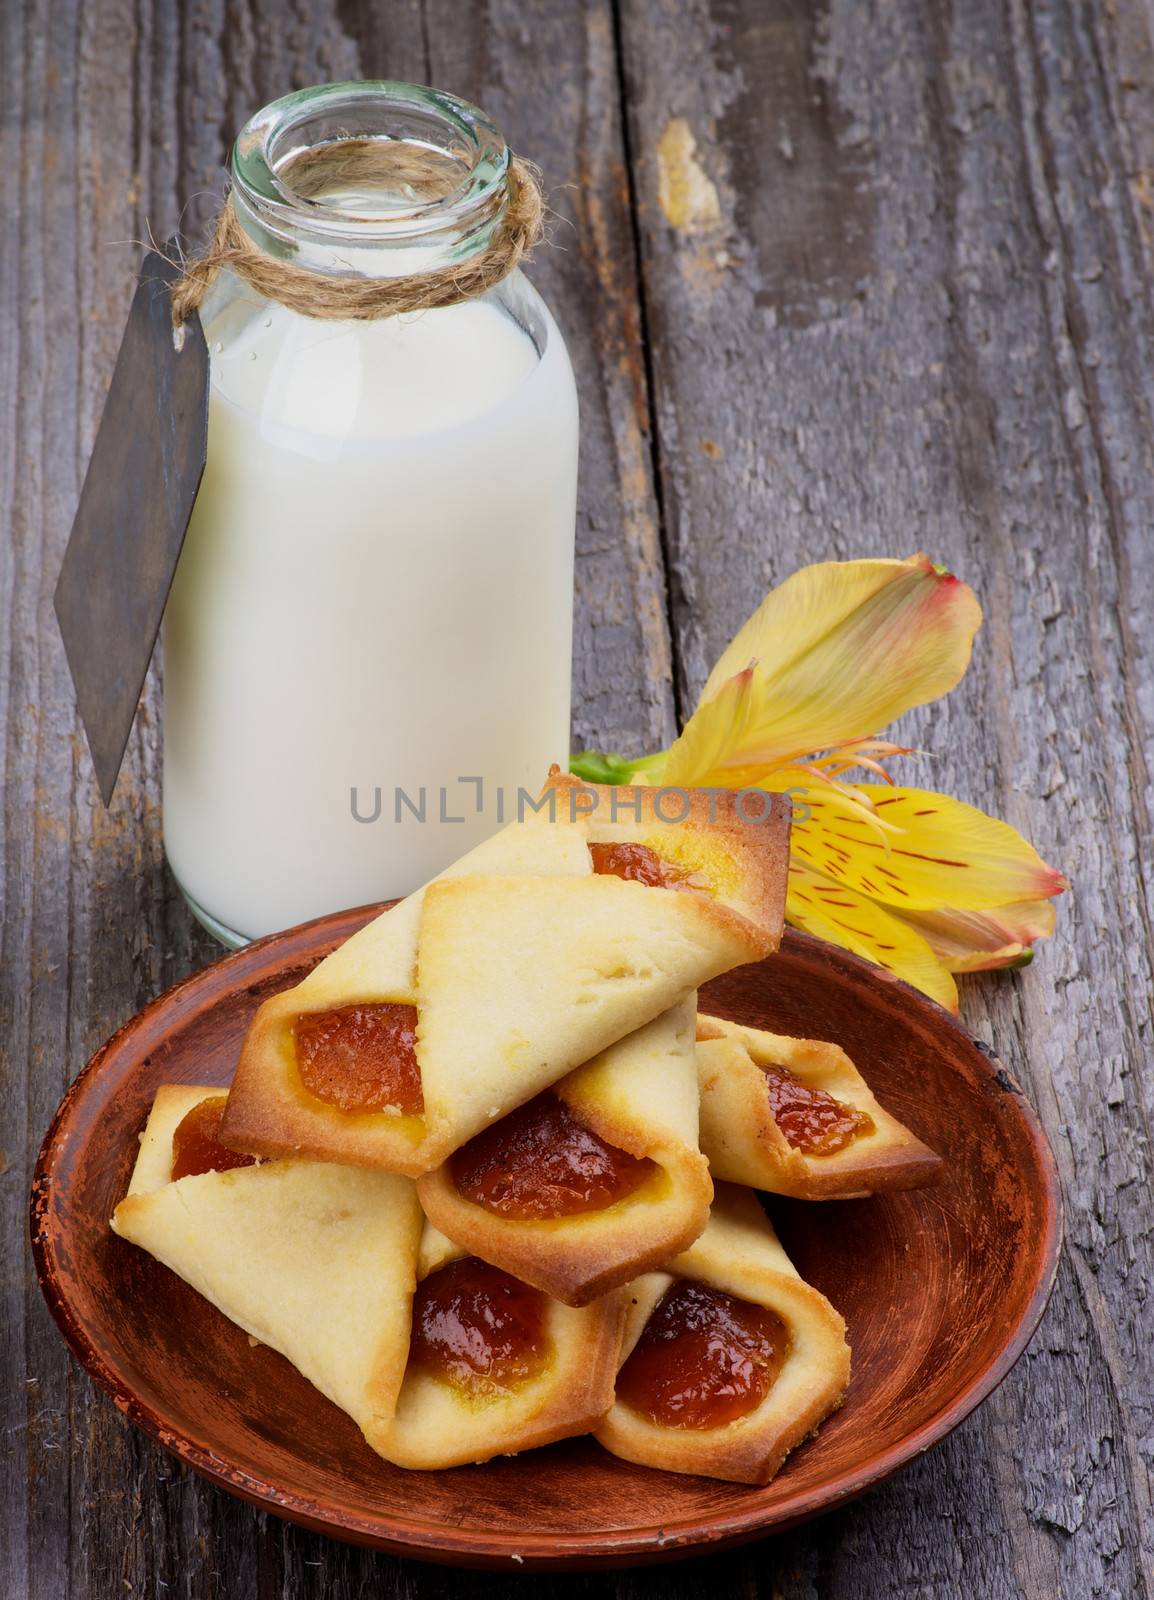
545;768;791;944
112;1086;422;1440
371;1219;625;1469
220;814;594;1173
696;1015;943;1197
595;1184;850;1484
414;873;765;1157
417;994;713;1304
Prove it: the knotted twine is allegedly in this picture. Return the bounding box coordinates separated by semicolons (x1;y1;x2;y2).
170;140;545;329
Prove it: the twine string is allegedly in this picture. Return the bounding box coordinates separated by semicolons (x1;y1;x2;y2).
171;144;544;328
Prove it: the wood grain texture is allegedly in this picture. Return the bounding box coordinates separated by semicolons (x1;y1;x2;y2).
1;0;1150;1595
618;1;1154;1597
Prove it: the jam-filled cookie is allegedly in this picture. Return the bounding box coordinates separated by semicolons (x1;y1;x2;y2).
417;995;712;1305
595;1184;850;1485
543;766;790;942
374;1221;625;1470
696;1015;943;1198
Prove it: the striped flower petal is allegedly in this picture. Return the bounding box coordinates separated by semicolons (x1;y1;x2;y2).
771;774;1066;911
786;856;959;1011
811;783;1066;910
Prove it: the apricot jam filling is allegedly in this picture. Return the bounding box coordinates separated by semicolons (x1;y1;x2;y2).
293;1002;423;1116
763;1063;873;1155
450;1091;657;1219
408;1256;551;1397
617;1279;791;1430
589;841;691;889
171;1095;258;1181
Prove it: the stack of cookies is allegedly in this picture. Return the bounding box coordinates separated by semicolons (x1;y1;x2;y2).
113;771;941;1485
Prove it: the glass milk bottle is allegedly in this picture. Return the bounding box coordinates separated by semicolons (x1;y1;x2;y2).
163;83;578;945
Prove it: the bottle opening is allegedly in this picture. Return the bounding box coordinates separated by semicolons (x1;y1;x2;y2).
230;81;510;267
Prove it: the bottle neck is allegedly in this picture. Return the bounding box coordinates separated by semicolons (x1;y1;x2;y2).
229;80;512;281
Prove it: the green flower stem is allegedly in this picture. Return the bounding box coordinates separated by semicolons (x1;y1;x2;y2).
568;750;663;785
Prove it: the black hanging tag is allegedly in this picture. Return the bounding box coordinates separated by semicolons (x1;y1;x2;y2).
54;247;209;805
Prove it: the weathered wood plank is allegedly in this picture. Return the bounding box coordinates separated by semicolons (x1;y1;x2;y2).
0;1;671;1597
618;0;1154;1596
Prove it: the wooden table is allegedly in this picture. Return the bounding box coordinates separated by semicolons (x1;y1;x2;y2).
3;2;1151;1596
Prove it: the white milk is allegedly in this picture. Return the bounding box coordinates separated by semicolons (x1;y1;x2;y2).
163;284;578;941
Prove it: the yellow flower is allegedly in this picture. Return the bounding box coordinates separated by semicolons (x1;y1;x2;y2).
570;554;1066;1012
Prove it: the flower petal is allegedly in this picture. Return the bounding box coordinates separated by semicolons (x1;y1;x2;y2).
659;554;983;783
891;900;1058;972
786;856;959;1012
783;778;1067;911
644;666;763;792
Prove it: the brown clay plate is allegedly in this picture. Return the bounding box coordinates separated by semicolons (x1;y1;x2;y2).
31;909;1062;1570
